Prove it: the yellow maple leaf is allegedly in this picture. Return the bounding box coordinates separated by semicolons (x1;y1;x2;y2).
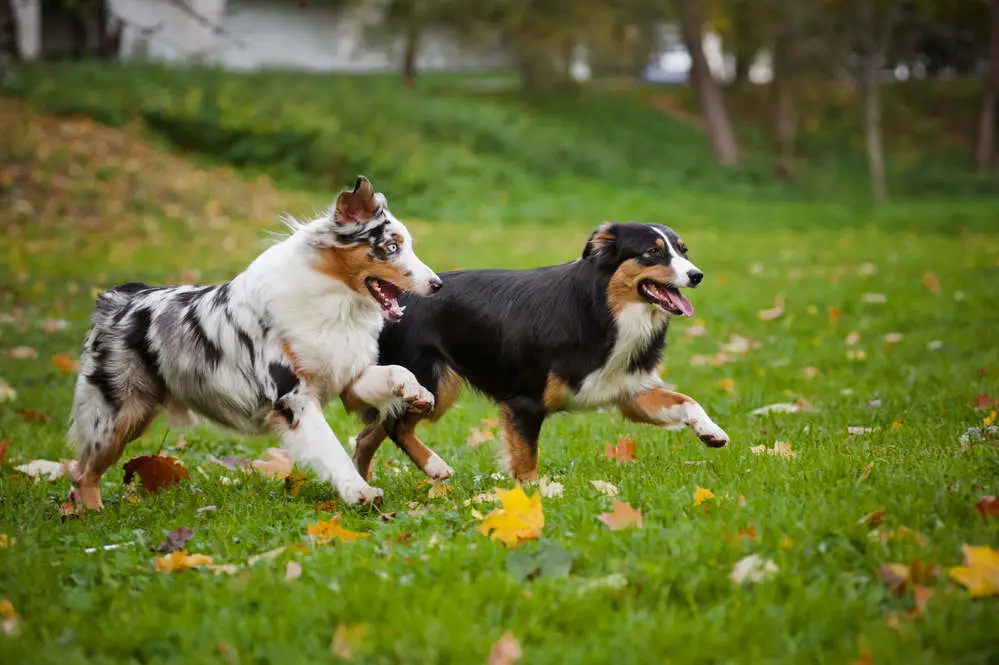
307;518;369;545
694;486;715;506
156;550;213;572
948;544;999;598
427;481;449;499
477;484;544;547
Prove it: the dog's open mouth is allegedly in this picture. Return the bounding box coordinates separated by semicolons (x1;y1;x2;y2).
639;280;694;317
365;277;405;321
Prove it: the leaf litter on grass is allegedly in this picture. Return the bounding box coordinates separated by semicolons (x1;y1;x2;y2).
948;545;999;598
596;501;643;530
123;455;189;492
487;631;523;665
477;484;544;547
604;435;638;463
154;527;195;553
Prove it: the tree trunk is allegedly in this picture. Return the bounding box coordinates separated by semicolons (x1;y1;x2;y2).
69;7;87;59
860;52;889;203
770;21;797;179
1;0;21;62
401;22;420;88
674;0;740;165
977;0;999;172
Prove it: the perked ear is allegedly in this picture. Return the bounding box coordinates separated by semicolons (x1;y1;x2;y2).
334;175;377;225
582;222;617;260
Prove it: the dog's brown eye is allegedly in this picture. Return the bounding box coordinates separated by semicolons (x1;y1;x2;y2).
646;246;663;256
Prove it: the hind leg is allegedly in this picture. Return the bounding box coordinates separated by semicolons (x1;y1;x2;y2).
69;389;158;510
353;423;388;481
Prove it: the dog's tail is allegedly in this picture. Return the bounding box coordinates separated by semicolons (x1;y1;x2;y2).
92;282;150;325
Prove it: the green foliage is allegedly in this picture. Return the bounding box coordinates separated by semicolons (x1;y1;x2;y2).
3;62;997;222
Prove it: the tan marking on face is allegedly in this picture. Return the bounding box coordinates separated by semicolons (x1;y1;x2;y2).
313;243;416;296
655;238;665;248
606;259;677;315
618;387;691;424
500;403;538;482
391;233;405;246
543;373;570;413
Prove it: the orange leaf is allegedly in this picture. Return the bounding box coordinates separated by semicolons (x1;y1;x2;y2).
307;518;369;545
737;524;758;541
828;306;841;322
51;353;79;373
596;500;643;530
122;455;189;492
0;440;7;467
975;496;999;517
481;416;500;429
858;508;885;529
912;585;935;615
922;272;940;293
604;436;638;464
879;563;910;595
156;550;213;572
487;631;522;665
948;545;999;598
467;427;495;446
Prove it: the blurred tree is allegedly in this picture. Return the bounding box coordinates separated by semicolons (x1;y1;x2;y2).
1;0;20;63
375;0;475;87
979;0;999;172
674;0;741;164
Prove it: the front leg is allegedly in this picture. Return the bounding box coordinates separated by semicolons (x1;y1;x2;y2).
618;387;729;448
269;388;383;505
341;365;434;417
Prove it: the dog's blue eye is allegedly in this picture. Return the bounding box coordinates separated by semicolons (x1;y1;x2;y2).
385;242;399;255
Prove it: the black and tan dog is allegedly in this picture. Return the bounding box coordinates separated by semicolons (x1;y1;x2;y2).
352;222;730;483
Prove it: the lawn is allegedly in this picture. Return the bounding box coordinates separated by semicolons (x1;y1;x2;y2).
1;88;999;665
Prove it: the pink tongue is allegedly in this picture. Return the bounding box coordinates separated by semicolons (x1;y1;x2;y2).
664;288;694;317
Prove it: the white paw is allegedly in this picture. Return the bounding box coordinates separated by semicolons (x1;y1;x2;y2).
423;453;454;481
338;480;384;506
696;421;729;448
400;383;435;416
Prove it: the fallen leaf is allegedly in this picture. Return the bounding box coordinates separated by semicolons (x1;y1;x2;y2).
0;379;16;403
307;518;369;545
8;346;37;359
285;561;302;580
477;484;544;547
855;636;873;665
861;293;887;304
59;502;83;520
803;366;820;380
252;448;293;480
693;486;715;506
960;425;998;450
154;526;194;553
749;441;797;459
467;427;495;446
314;499;338;513
15;408;50;424
196;505;217;515
596;500;644;530
858;509;886;529
127;495;140;504
123;455;189;492
379;512;397;521
975;496;999;517
156;550;213;572
891;419;903;430
884;332;904;344
330;623;366;660
0;535;14;548
757;300;784;321
604;436;638;463
51;353;79;373
15;459;69;482
538;477;564;498
41;318;68;333
845;331;861;346
737;525;758;541
0;440;7;467
427;481;450;499
912;585;935;615
0;599;19;636
730;554;778;585
575;572;629;594
948;544;999;598
284;471;308;496
247;546;288;566
717;378;736;394
879;562;910;595
848;426;879;435
922;272;940;293
487;631;522;665
589;480;619;497
778;535;794;549
871;526;927;545
828;306;841;322
682;460;707;467
860;462;874;480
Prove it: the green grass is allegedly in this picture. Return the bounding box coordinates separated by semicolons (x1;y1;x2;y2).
1;85;999;665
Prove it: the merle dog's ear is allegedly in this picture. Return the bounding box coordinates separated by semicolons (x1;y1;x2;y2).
334;175;377;225
582;223;617;261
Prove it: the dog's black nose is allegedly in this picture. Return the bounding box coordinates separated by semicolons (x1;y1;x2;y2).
687;269;703;286
429;277;443;293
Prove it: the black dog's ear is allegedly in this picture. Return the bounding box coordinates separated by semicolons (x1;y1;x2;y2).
582;222;617;260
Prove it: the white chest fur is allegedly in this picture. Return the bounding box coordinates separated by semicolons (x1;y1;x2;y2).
568;303;666;409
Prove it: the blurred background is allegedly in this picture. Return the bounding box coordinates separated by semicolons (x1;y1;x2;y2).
0;0;996;226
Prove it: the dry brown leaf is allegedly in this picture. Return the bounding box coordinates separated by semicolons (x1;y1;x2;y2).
975;496;999;517
284;471;308;496
858;509;886;529
757;300;785;321
922;272;941;293
976;394;999;411
252;448;293;480
0;439;7;467
285;561;302;580
8;346;37;359
879;562;910;595
589;480;619;497
730;554;778;585
51;353;79;373
16;459;70;482
467;427;495;446
314;499;338;513
604;435;638;464
828;306;841;322
15;408;50;424
487;631;523;665
331;623;366;660
860;462;874;480
123;455;189;492
596;500;643;530
737;525;758;541
154;526;194;553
